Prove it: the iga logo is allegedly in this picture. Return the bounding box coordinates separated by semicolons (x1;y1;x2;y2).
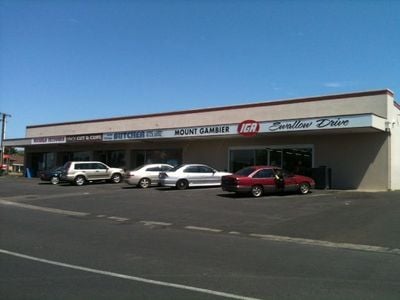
237;120;260;137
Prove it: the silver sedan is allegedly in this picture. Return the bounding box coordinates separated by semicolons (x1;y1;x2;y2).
125;164;174;188
159;164;232;190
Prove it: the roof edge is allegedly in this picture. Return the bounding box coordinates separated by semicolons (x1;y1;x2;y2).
27;89;393;129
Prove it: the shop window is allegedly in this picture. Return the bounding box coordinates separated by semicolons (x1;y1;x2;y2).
130;149;182;168
73;152;91;161
229;149;255;172
269;149;282;167
107;150;125;168
94;150;126;168
230;147;312;174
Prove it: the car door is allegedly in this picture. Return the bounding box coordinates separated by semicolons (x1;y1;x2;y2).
145;166;162;184
93;163;109;180
283;171;298;192
252;169;276;193
79;163;96;180
157;165;173;184
198;166;218;185
182;166;200;185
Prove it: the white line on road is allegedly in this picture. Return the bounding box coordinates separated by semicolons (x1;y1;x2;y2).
249;233;400;256
185;226;223;233
108;216;130;222
0;249;263;300
0;200;89;217
140;220;173;226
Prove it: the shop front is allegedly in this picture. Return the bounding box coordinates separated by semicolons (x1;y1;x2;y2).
4;89;400;190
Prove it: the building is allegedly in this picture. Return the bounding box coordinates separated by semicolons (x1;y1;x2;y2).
3;153;24;173
5;89;400;190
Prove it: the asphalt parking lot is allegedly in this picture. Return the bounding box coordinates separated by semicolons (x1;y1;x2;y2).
2;176;400;249
1;176;400;299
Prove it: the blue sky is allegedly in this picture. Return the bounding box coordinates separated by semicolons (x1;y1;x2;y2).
1;0;399;138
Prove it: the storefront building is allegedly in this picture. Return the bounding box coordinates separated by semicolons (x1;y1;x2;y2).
5;89;400;190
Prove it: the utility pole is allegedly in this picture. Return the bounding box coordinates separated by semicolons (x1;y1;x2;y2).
0;112;12;166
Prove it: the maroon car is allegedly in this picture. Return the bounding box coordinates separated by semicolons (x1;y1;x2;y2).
221;166;315;197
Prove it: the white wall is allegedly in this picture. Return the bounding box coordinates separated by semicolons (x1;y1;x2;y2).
388;97;400;190
25;92;390;138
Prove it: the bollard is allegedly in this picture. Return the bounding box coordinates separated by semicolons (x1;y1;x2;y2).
25;168;32;178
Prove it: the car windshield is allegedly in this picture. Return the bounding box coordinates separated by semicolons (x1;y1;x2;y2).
234;167;256;176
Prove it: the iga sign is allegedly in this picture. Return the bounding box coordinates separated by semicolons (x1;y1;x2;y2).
237;120;260;137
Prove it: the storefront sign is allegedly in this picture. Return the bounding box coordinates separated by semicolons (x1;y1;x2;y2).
103;125;235;141
263;115;371;133
29;114;380;145
66;134;103;143
103;130;163;141
31;136;66;144
173;125;231;137
237;120;260;137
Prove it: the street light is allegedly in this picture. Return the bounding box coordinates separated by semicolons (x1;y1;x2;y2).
0;112;12;166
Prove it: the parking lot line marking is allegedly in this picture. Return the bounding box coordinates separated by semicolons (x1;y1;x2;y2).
108;216;130;222
0;192;93;202
249;233;400;256
229;231;241;235
0;200;89;217
140;221;173;226
0;249;263;300
185;226;223;233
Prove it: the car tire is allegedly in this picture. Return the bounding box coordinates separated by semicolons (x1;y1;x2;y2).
176;179;189;190
111;173;122;184
138;178;151;188
299;182;310;194
74;175;86;186
251;185;263;197
50;176;60;185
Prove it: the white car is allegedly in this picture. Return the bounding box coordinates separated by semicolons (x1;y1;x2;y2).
159;164;232;190
125;164;174;188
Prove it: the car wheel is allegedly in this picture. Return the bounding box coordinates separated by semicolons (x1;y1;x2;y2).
138;178;151;188
74;175;85;186
50;176;60;185
176;179;189;190
299;182;310;194
111;173;122;184
251;185;263;197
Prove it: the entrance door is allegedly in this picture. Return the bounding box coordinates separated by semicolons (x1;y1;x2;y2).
229;146;313;175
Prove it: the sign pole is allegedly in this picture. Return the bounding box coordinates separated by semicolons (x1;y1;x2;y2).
0;112;12;166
